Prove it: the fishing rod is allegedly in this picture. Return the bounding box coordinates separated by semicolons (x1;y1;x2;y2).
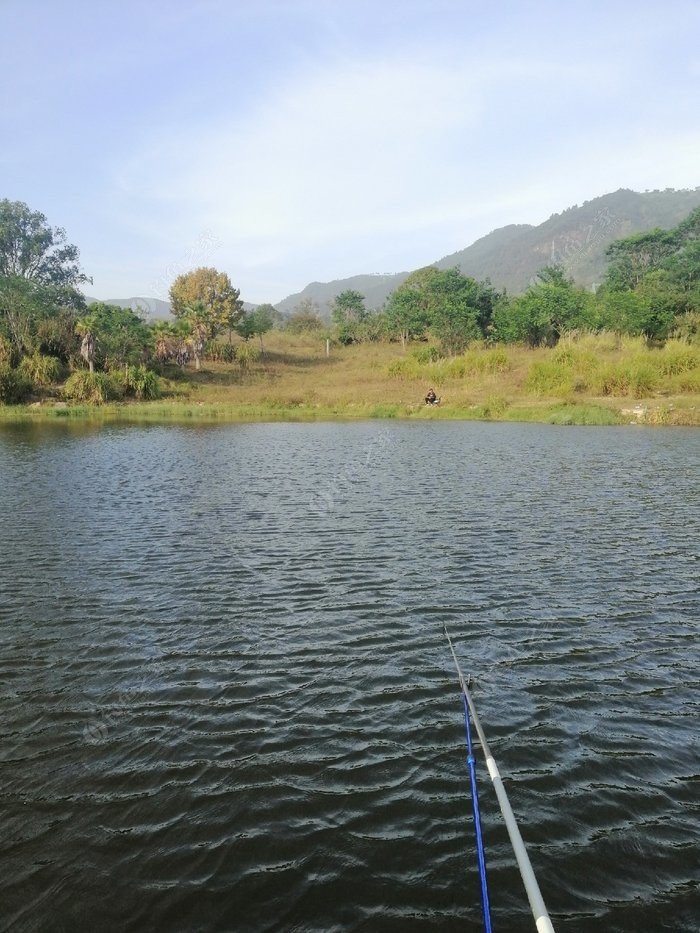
445;625;555;933
460;668;492;932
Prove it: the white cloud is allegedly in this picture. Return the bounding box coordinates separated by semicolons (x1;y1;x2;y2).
102;42;700;302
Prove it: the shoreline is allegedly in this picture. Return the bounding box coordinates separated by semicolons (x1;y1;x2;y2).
1;397;698;427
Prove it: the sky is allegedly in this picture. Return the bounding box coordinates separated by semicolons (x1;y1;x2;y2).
1;0;699;306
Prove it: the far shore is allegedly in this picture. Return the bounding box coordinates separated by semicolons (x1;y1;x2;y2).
1;397;698;428
2;334;699;428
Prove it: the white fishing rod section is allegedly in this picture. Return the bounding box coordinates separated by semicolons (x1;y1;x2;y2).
444;625;556;933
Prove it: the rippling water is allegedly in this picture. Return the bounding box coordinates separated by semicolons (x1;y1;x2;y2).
1;420;698;932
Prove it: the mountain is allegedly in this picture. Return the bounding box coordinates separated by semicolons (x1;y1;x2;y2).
274;273;411;317
82;296;257;319
275;187;700;314
83;296;175;320
434;188;700;293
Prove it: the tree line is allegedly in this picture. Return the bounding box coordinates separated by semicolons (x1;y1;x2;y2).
308;206;698;352
1;196;698;403
0;199;280;402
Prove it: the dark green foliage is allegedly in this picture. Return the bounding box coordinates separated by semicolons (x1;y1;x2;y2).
35;309;80;362
604;228;677;291
385;266;499;352
0;364;32;403
493;273;594;346
0;201;89;357
83;302;151;369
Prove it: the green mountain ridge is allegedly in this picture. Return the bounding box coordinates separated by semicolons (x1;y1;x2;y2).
275;187;700;316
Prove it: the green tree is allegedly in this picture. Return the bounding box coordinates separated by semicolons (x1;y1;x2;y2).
79;302;151;370
428;269;499;354
236;304;276;352
493;269;593;346
0;200;89;356
331;290;367;325
604;228;677;291
330;289;368;344
0;199;90;288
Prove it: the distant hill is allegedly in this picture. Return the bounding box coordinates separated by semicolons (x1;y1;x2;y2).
275;187;700;315
83;296;175;320
274;273;411;317
82;296;257;320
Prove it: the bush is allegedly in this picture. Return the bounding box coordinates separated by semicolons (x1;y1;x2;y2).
122;365;161;400
63;371;121;404
0;365;33;404
235;343;261;370
205;341;236;362
19;352;64;386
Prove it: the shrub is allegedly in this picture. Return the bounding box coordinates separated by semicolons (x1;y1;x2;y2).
19;353;64;386
235;343;261;370
479;348;510;373
0;365;32;404
122;365;161;400
205;341;236;362
63;371;121;404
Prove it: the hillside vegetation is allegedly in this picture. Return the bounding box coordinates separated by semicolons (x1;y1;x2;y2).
276;188;700;315
1;194;699;426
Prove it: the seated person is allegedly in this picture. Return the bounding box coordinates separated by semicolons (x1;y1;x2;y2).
425;388;438;405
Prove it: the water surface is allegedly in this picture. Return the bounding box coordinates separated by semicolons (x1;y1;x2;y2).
1;421;698;931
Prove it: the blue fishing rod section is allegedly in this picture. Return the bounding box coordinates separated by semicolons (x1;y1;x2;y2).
460;677;493;932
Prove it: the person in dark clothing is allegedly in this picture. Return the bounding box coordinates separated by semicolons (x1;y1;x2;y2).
425;388;439;405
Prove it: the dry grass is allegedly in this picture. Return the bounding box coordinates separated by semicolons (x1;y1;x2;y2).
3;331;699;426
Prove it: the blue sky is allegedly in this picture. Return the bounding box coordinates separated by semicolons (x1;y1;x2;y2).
2;0;699;305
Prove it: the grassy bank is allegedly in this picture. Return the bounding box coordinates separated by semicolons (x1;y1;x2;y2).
2;332;699;427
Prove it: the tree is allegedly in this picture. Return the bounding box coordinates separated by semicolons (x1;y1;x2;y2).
78;302;151;370
236;304;275;352
386;266;498;352
428;269;499;354
493;269;593;346
169;268;243;368
0;200;89;356
0;199;91;288
331;290;367;325
285;298;325;333
604;228;677;291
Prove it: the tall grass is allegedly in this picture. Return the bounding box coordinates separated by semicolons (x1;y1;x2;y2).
526;338;699;399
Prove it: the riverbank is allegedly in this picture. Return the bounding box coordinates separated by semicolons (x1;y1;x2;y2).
2;332;699;426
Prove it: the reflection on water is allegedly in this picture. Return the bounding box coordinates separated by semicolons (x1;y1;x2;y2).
1;421;698;932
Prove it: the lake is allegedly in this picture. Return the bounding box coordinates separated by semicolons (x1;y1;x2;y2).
1;420;698;932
